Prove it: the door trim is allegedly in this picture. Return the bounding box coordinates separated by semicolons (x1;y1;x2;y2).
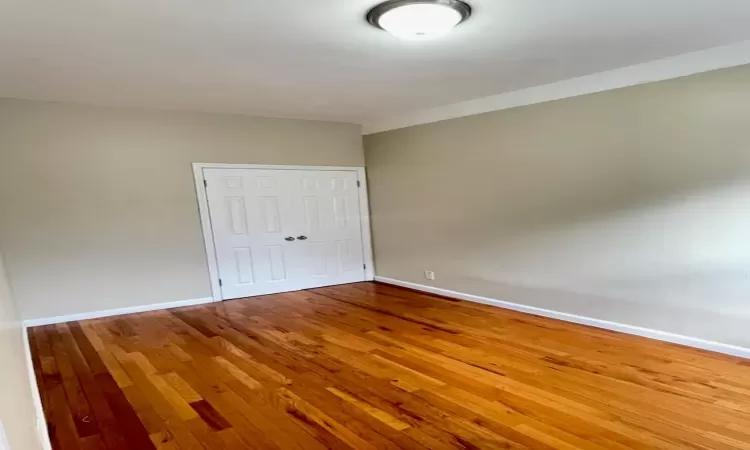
192;163;375;301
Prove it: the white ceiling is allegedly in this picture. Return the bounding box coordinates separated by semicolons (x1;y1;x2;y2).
2;0;750;126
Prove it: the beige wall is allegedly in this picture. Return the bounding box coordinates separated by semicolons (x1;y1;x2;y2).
365;65;750;348
0;252;43;449
0;99;364;320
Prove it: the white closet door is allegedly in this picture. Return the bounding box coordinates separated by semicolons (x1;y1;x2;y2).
291;170;366;289
204;168;366;299
204;168;300;298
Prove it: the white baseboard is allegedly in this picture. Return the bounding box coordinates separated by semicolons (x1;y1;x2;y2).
22;296;215;327
374;276;750;360
21;326;51;450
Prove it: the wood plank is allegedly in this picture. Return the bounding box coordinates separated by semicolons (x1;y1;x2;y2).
190;399;231;431
327;387;411;431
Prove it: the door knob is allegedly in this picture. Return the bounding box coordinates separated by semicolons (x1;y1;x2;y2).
285;236;295;241
297;236;308;240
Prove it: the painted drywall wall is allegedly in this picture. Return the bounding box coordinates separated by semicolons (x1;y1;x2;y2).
0;99;364;320
0;252;43;449
365;65;750;348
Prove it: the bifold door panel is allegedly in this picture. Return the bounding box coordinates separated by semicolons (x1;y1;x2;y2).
203;168;365;299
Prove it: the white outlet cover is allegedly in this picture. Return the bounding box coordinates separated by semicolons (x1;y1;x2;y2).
424;271;435;280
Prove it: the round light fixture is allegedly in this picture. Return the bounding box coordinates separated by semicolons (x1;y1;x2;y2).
367;0;472;40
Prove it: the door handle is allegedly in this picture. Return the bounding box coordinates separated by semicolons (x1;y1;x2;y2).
297;236;308;240
284;236;296;241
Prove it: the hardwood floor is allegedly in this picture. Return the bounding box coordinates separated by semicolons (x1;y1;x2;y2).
29;282;750;450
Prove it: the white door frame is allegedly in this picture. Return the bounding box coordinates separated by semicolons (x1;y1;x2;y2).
192;163;375;301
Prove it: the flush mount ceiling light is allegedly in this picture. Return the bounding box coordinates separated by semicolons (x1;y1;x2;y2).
367;0;472;40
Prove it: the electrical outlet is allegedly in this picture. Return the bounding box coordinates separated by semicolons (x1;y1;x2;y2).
424;270;435;280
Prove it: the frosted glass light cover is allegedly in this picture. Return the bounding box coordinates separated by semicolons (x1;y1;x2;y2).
377;4;463;39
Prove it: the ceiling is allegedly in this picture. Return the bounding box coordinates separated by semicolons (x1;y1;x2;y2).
2;0;750;126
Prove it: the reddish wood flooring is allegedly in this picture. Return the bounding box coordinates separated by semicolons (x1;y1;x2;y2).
29;282;750;449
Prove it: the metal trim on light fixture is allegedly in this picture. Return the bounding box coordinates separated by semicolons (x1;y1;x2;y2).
366;0;472;30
